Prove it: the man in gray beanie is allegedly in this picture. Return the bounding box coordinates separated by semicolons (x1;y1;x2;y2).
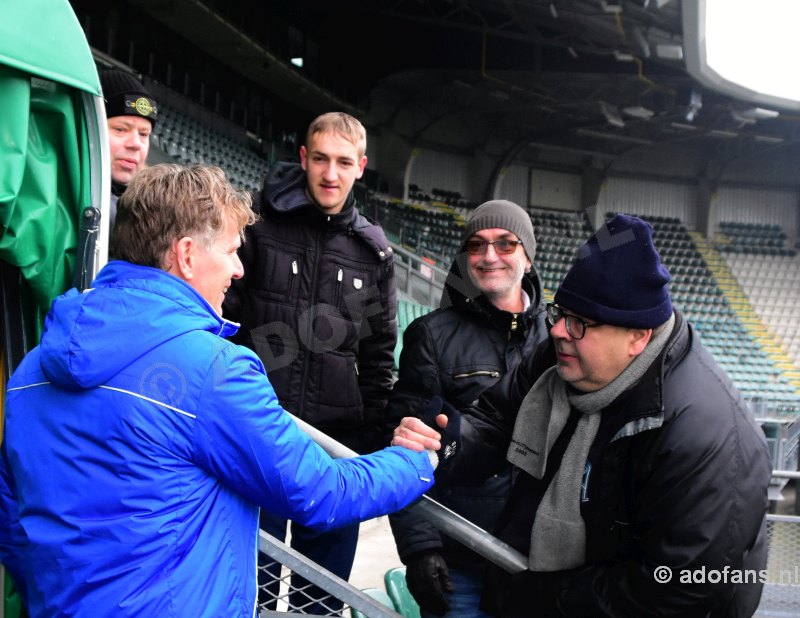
385;200;548;617
464;200;537;262
396;213;771;617
99;68;158;225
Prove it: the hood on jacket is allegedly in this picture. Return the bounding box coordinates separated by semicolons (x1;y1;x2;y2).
258;161;357;219
258;161;311;214
255;162;392;263
39;261;238;390
439;250;544;319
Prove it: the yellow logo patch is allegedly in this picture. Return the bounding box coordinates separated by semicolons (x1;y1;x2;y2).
134;97;154;117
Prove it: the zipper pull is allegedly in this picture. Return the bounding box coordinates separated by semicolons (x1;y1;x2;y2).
508;313;519;341
354;361;359;376
337;268;343;282
292;260;298;275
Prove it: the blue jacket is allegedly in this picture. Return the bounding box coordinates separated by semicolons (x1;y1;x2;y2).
0;261;434;617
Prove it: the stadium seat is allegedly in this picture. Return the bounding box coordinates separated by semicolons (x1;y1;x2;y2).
385;567;421;618
350;588;397;618
394;300;435;370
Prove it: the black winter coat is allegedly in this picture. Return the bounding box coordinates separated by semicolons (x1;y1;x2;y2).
385;252;548;565
447;312;772;617
223;163;397;453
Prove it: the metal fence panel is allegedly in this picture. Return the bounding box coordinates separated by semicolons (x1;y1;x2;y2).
759;515;800;617
258;532;401;618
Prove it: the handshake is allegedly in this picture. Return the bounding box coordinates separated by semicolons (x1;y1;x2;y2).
392;396;463;616
391;396;462;471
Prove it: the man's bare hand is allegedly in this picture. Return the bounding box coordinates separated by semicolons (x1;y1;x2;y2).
391;416;447;452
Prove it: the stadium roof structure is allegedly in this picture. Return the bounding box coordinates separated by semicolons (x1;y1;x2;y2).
129;0;800;187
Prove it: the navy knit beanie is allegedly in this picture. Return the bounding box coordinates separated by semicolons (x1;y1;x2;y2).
554;214;672;329
99;69;158;126
464;200;536;262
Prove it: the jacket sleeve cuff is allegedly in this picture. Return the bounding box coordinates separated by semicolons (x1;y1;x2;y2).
426;449;439;470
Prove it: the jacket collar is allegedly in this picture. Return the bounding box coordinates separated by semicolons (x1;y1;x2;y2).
468;275;543;328
40;261;239;390
608;310;689;442
258;161;356;224
256;162;393;262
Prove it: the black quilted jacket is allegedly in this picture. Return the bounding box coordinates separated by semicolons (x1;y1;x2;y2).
223;162;397;453
384;252;548;566
447;312;771;617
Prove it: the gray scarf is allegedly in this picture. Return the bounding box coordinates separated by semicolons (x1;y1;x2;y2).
507;313;674;571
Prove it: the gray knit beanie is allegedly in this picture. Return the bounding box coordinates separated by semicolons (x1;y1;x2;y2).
464;200;536;261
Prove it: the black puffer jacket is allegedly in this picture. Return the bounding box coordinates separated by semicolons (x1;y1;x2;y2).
385;251;548;565
223;162;397;453
446;312;771;617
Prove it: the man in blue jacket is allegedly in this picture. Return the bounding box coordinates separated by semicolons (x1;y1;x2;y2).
0;164;440;617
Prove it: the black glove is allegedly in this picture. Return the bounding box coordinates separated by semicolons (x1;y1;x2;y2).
405;551;453;616
418;396;462;472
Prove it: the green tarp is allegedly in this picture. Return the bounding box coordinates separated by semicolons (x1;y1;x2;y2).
0;0;100;96
0;65;92;341
0;0;99;341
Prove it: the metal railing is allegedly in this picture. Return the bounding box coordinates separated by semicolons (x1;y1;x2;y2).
256;422;800;617
258;532;402;617
390;243;446;308
289;415;527;575
256;413;525;617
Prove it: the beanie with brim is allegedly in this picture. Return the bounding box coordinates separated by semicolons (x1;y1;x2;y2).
554;213;672;329
99;69;158;126
464;200;536;262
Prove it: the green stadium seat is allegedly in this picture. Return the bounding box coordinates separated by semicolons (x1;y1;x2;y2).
350;588;397;618
394;300;435;370
385;567;421;618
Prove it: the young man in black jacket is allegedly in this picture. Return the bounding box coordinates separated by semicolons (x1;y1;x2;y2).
223;112;397;612
385;200;548;617
396;214;771;617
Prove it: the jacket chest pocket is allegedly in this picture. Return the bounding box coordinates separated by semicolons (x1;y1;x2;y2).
332;265;372;322
255;243;302;303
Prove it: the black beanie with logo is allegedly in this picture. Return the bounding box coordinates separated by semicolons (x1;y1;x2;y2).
99;69;158;126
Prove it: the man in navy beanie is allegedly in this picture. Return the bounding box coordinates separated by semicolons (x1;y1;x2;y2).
398;213;771;617
98;68;158;224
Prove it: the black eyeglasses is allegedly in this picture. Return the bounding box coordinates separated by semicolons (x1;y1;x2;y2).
546;302;603;340
465;238;523;256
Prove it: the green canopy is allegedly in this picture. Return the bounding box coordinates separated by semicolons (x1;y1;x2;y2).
0;0;100;96
0;0;102;345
